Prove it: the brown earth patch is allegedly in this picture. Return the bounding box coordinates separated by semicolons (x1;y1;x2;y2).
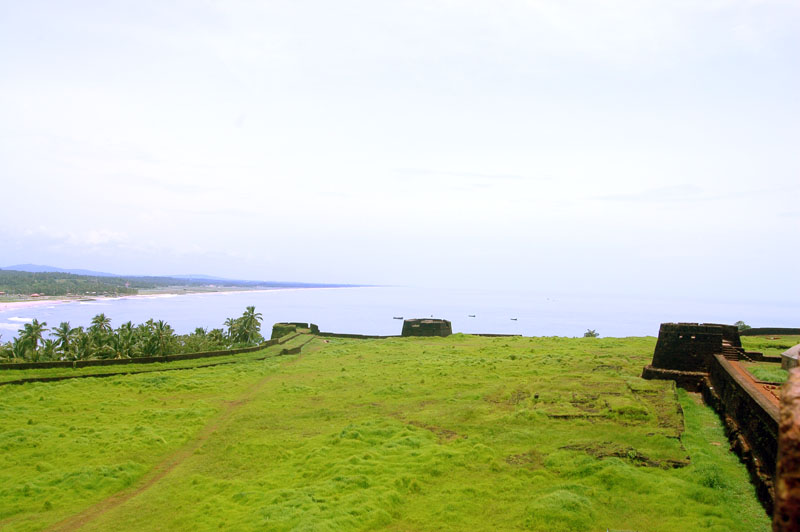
505;449;544;468
408;421;461;441
561;442;689;469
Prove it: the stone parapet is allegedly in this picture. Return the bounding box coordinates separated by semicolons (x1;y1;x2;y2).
704;355;778;512
741;328;800;337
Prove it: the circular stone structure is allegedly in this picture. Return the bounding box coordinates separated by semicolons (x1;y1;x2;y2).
401;318;452;337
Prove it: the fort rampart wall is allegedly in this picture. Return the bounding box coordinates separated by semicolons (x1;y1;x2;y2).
703;354;778;512
741;328;800;336
643;322;780;513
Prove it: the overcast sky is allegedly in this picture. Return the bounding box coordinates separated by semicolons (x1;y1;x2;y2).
1;1;798;301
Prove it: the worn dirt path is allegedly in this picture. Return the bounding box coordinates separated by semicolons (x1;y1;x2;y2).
45;337;320;532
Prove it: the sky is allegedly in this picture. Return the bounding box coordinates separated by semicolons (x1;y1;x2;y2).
1;1;798;302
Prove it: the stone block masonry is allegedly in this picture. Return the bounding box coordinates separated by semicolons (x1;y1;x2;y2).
271;322;320;339
401;318;452;337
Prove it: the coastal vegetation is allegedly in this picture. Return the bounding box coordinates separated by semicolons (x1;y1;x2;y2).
0;307;264;363
0;334;769;531
0;270;141;298
0;268;354;299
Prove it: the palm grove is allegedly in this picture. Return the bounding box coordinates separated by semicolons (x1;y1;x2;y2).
0;306;264;362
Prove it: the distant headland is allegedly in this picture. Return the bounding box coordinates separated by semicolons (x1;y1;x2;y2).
0;264;361;310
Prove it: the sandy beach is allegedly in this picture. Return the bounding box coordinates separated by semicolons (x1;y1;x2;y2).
0;299;70;313
0;287;303;313
0;286;359;315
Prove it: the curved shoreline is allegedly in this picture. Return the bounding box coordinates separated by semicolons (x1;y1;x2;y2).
0;299;70;312
0;286;372;313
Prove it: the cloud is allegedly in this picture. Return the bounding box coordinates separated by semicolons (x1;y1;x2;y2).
396;168;543;180
393;168;550;190
597;184;720;203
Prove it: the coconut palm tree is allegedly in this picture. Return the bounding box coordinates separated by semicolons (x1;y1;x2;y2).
153;320;176;356
239;306;263;344
208;328;226;345
90;313;112;335
224;317;239;343
88;314;114;358
20;319;47;360
53;322;75;356
40;339;57;361
136;320;159;356
71;327;93;360
11;337;29;361
112;321;136;359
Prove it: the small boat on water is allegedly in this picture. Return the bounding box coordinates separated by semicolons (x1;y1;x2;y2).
393;316;403;320
510;318;518;321
468;314;476;317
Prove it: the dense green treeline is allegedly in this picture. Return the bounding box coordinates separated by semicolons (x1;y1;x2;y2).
0;306;264;363
0;270;273;297
0;270;141;297
0;270;150;297
0;269;350;298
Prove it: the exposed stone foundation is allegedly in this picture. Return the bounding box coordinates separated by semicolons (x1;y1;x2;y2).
641;365;707;392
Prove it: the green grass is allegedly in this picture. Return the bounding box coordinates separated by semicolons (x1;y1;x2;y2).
741;335;800;359
0;335;769;531
740;335;797;383
743;361;789;383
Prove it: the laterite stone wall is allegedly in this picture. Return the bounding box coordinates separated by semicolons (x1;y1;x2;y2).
650;323;726;372
401;318;452;337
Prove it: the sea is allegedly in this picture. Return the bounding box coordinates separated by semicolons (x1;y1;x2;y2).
0;286;796;340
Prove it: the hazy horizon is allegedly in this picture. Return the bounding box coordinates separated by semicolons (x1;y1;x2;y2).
2;2;798;305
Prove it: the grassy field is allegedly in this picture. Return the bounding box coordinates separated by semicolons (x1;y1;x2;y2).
741;334;800;359
0;335;769;531
742;361;788;383
740;335;799;383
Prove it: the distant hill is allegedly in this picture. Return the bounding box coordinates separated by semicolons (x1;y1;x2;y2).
3;264;120;277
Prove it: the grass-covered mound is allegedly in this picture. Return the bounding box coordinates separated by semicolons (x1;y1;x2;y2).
0;335;769;531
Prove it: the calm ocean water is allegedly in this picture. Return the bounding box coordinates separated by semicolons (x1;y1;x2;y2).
0;286;796;340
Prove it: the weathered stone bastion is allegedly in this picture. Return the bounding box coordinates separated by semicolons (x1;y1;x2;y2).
271;322;319;339
401;318;452;337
